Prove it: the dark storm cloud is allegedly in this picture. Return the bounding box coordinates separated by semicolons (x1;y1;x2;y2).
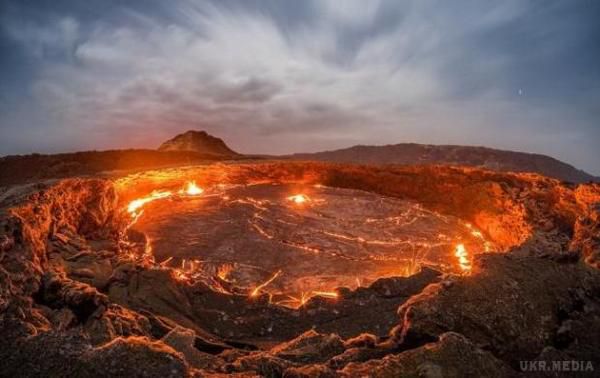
0;0;598;173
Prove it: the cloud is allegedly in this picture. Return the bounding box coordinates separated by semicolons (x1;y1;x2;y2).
0;0;598;173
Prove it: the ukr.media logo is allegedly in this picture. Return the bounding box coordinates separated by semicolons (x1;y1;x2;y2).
520;360;594;373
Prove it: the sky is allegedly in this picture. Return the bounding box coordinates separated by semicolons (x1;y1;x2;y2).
0;0;599;174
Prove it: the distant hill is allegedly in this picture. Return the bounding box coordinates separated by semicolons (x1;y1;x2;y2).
287;143;597;183
158;130;238;156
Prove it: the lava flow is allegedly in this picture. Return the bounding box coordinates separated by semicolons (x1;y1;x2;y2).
127;190;172;219
126;181;204;219
454;243;471;271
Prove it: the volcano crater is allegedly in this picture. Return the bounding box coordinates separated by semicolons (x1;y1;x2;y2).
2;161;600;376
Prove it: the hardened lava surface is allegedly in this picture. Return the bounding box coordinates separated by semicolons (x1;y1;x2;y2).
132;183;487;299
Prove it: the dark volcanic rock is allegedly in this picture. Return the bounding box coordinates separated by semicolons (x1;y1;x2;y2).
340;332;514;377
79;336;189;377
158;130;238;156
271;330;345;364
392;254;600;367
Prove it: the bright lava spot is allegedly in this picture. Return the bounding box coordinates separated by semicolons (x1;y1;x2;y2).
126;181;203;219
181;181;204;196
127;190;173;218
454;243;471;272
464;222;494;253
287;194;309;204
217;264;233;281
312;291;339;299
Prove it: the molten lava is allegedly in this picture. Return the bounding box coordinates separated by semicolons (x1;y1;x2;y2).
454;243;471;272
180;181;204;196
465;222;493;252
127;190;172;218
282;292;311;308
217;264;233;281
312;291;339;299
250;270;282;297
126;181;203;219
287;194;309;204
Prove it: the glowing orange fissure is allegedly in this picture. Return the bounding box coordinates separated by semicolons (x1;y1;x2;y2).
250;269;282;297
281;291;340;309
247;270;341;308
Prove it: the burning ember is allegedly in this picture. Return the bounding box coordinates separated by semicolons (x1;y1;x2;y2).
287;194;309;204
454;243;471;272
